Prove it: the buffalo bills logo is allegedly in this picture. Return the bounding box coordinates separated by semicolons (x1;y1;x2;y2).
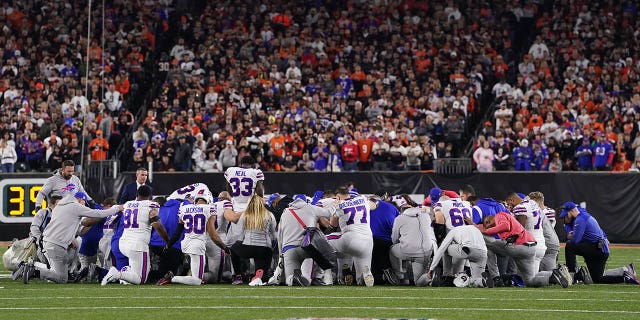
60;183;76;193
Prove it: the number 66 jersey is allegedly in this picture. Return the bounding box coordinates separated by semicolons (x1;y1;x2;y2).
224;166;264;212
178;202;215;255
119;200;161;251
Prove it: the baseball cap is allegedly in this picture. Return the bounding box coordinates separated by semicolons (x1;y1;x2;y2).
74;192;90;202
293;194;308;202
96;129;103;135
429;187;442;203
559;202;577;218
266;193;280;207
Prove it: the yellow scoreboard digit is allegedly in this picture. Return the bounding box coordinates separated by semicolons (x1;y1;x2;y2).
0;178;48;223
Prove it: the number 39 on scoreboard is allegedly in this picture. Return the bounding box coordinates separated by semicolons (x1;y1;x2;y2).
0;178;48;223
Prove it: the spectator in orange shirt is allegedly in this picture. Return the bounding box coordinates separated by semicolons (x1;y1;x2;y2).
355;131;373;171
89;129;109;161
611;153;631;172
269;128;286;165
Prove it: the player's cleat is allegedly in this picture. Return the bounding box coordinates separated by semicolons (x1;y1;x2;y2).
232;274;243;285
12;261;25;281
157;271;174;286
557;264;573;286
511;275;525;288
249;269;264;286
292;269;310;286
624;271;640;285
552;265;570;288
101;267;119;286
626;263;637;276
71;267;89;283
362;266;374;287
382;268;399;285
575;266;593;284
342;264;353;286
22;262;35;284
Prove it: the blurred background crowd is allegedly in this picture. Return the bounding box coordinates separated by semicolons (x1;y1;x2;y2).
1;0;640;174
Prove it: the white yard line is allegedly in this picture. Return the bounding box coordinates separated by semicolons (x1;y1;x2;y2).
0;295;638;303
0;306;637;314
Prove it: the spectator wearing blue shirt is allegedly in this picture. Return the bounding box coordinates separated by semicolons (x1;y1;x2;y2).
312;138;329;171
513;139;533;171
592;134;615;171
560;202;638;284
575;138;593;170
369;196;400;284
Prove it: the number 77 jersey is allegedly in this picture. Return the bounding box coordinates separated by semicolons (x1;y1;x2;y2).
334;194;372;235
224;167;264;212
434;198;472;231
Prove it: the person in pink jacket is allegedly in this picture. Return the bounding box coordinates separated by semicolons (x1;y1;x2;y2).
473;140;494;172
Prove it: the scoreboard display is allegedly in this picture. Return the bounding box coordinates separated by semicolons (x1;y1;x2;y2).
0;178;47;223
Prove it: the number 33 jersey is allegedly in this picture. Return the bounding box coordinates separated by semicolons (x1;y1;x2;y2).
119;200;161;250
434;198;473;231
178;203;215;255
224;167;264;212
334;194;372;235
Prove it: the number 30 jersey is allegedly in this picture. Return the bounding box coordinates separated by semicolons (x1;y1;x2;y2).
224;167;264;212
178;203;214;255
333;194;372;235
434;198;472;231
119;200;160;250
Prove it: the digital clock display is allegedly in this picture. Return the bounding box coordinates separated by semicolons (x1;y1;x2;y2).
0;178;48;223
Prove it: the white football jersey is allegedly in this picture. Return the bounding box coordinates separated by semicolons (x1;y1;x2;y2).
224;167;264;212
179;202;214;255
168;183;214;203
434;198;473;231
119;200;160;250
333;194;372;235
512;199;546;246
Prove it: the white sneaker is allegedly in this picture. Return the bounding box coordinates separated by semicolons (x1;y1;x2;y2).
101;267;119;286
248;278;263;286
362;266;374;287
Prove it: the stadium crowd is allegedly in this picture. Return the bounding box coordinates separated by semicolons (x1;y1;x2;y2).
475;0;640;172
1;0;541;173
0;0;171;172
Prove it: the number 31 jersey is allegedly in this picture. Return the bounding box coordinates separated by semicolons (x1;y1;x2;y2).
224;167;264;212
119;200;160;250
178;203;214;255
434;198;472;231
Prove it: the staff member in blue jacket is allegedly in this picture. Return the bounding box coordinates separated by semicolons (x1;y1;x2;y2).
560;202;639;284
369;194;400;284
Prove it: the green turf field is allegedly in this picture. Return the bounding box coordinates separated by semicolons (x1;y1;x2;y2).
1;247;639;320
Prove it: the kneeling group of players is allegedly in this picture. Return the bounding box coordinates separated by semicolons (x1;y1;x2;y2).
5;163;640;288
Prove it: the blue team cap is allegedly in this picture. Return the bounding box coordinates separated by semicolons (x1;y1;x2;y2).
74;192;90;202
517;193;526;199
429;187;442;203
559;202;577;218
293;194;308;202
348;189;359;197
266;193;280;207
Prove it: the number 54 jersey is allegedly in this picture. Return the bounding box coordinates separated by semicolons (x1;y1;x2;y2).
178;203;215;255
224;167;264;212
119;200;161;251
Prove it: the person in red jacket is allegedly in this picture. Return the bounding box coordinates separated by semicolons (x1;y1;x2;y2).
340;135;359;171
470;212;571;288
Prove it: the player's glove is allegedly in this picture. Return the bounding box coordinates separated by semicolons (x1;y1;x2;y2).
223;246;231;255
505;234;519;244
35;205;42;212
162;245;170;255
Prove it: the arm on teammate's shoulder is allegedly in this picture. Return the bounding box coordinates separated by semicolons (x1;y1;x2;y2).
329;216;339;228
515;214;527;226
81;217;104;227
224;208;242;223
167;221;184;248
206;217;228;252
78;203;122;218
150;211;170;245
433;208;445;224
